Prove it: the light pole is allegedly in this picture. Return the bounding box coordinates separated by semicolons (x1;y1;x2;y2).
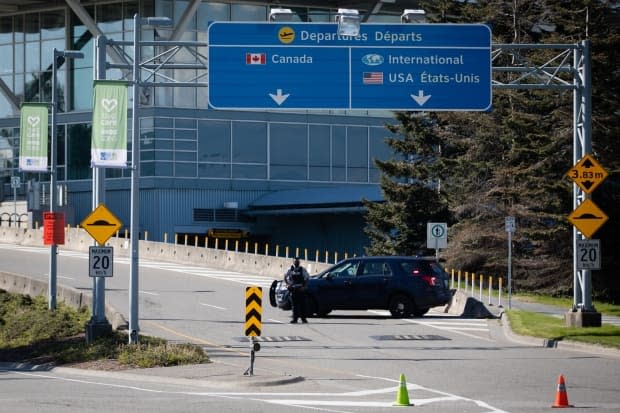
49;48;83;310
128;15;172;343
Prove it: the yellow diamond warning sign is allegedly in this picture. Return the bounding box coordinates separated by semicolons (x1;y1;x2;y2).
568;199;608;239
80;203;122;246
566;154;609;194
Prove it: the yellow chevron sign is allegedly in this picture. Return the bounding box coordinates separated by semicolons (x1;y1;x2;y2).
245;286;262;337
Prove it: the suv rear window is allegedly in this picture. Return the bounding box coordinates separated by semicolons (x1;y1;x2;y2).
399;259;444;276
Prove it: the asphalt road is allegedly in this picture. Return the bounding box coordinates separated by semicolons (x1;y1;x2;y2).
1;243;619;413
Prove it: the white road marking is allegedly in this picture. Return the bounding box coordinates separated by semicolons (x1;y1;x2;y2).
367;309;492;341
268;318;284;324
200;302;226;310
10;370;509;413
139;291;159;296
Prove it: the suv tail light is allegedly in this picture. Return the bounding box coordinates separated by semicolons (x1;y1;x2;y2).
412;269;437;287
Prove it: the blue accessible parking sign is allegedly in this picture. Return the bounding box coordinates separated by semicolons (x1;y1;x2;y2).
208;22;492;111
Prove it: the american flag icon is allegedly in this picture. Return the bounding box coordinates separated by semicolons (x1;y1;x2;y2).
246;53;266;65
363;72;383;84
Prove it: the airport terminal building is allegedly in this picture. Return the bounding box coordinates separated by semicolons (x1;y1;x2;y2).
0;1;416;255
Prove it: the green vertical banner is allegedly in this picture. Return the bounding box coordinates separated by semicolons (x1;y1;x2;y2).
19;103;49;172
91;80;128;167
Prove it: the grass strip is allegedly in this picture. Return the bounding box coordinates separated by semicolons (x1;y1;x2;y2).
0;290;208;368
506;309;620;349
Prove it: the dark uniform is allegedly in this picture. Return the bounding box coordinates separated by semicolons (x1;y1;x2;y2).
285;258;309;323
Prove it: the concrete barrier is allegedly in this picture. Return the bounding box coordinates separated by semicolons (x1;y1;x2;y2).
0;270;127;330
446;290;496;318
0;227;331;331
0;226;332;278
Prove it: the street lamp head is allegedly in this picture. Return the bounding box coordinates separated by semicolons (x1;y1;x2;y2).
141;16;173;26
401;9;426;23
336;9;360;37
269;8;296;22
61;50;84;59
53;49;84;60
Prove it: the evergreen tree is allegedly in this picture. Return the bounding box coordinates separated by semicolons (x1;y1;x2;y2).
366;1;620;300
364;113;452;256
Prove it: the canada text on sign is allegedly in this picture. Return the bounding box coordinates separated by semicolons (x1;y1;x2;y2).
245;286;262;337
80;203;123;246
567;199;608;239
566;154;609;194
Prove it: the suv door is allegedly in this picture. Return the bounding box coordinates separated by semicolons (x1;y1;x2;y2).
355;260;393;309
316;260;361;310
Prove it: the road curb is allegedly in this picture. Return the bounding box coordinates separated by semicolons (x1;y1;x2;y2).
0;361;304;388
499;312;620;358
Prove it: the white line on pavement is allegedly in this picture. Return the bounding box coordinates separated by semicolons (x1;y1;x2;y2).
200;302;226;310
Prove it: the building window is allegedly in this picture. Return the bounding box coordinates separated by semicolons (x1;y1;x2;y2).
232;121;266;164
309;124;330;181
347;126;368;182
369;126;391;182
332;126;346;181
269;123;307;180
67;123;91;180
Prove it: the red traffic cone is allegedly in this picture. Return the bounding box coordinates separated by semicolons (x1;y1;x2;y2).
552;374;573;408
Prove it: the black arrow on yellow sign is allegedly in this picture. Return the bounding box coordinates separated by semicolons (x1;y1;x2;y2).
245;286;262;337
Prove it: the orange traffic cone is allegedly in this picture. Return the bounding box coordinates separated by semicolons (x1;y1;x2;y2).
552;374;573;408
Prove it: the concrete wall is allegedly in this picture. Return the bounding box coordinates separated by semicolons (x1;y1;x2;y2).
0;227;332;328
0;226;331;277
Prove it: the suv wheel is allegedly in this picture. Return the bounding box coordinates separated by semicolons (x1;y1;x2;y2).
389;294;414;318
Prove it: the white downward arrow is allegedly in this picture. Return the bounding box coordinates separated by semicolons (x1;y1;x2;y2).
269;89;290;106
411;90;431;106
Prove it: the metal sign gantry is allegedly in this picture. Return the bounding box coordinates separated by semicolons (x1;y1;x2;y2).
97;17;593;340
492;41;595;315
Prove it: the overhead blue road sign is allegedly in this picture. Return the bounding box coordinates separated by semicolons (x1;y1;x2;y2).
208;23;492;111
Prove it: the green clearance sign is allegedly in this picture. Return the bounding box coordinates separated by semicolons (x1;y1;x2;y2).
19;103;49;172
91;80;128;168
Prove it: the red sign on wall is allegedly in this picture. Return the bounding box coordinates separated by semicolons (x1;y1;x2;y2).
43;212;65;245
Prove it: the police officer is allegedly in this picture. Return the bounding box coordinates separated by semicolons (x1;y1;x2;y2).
285;257;309;323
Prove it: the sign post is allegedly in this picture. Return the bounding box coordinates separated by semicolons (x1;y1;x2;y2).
244;286;262;376
565;153;608;326
208;23;491;111
505;216;516;309
81;203;122;341
10;176;20;218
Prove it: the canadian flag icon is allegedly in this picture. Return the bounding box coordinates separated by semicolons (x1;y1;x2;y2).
246;53;266;65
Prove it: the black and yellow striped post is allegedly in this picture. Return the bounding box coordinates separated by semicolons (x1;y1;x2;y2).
245;286;262;337
244;286;262;376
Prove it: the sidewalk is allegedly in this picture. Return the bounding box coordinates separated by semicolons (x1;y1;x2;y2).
2;357;304;389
